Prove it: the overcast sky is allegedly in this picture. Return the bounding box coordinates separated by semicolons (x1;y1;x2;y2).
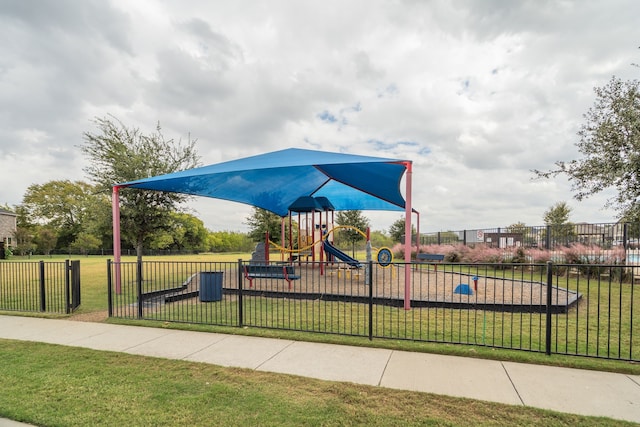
1;0;638;233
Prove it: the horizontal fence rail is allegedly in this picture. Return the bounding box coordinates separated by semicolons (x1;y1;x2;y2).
420;222;640;253
0;260;80;314
107;259;640;362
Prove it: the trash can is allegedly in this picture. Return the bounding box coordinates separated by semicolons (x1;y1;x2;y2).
199;271;223;302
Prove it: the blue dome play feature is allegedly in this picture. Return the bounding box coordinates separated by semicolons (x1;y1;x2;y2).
454;284;474;295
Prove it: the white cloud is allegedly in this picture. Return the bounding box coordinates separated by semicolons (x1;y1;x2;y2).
1;0;636;234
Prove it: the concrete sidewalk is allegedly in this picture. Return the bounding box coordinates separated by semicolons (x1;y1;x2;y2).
1;315;639;424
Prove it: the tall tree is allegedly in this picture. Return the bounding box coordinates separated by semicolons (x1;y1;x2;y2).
544;202;572;226
245;207;284;244
36;228;57;257
21;180;97;249
81;193;115;250
208;230;254;253
506;222;528;234
166;212;210;251
13;227;35;256
13;205;36;256
70;232;102;256
80;116;199;261
369;230;394;249
534;76;640;220
543;202;575;246
335;210;370;254
388;216;415;243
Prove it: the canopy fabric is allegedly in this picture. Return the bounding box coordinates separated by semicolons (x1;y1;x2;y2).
118;148;409;217
288;196;324;213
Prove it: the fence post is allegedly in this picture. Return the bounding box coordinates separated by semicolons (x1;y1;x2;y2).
545;261;553;356
623;223;629;251
368;260;373;341
237;259;244;327
545;225;551;250
39;261;46;312
107;259;113;318
72;260;81;310
64;259;71;314
136;259;143;319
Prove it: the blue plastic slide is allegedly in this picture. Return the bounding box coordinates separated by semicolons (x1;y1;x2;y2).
322;240;362;268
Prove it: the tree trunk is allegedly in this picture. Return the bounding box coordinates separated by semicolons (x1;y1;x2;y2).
136;239;144;282
136;240;143;264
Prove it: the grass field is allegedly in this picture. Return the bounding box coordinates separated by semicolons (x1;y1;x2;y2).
0;339;635;427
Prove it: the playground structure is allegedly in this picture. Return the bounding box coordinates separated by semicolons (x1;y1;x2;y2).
251;193;395;279
263;224;370;273
112;148;418;309
248;194;371;273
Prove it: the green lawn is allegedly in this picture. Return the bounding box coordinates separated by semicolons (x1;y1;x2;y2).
0;339;634;427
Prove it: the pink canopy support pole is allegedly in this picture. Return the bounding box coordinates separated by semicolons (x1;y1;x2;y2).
319;211;324;275
311;210;316;264
403;161;413;310
111;186;122;294
297;212;302;266
288;212;293;262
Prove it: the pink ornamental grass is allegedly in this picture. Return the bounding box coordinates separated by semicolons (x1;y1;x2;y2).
399;242;624;265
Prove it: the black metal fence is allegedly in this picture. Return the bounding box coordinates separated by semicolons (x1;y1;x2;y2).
0;260;81;314
421;222;640;251
107;259;640;362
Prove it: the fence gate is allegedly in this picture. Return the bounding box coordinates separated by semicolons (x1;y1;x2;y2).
68;260;81;313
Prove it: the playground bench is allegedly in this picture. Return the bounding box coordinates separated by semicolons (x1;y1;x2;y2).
416;253;445;271
416;253;445;262
244;264;300;289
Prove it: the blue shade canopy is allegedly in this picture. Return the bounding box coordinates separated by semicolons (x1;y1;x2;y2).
118;148;409;217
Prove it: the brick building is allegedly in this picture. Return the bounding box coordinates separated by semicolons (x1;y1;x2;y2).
0;209;17;257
